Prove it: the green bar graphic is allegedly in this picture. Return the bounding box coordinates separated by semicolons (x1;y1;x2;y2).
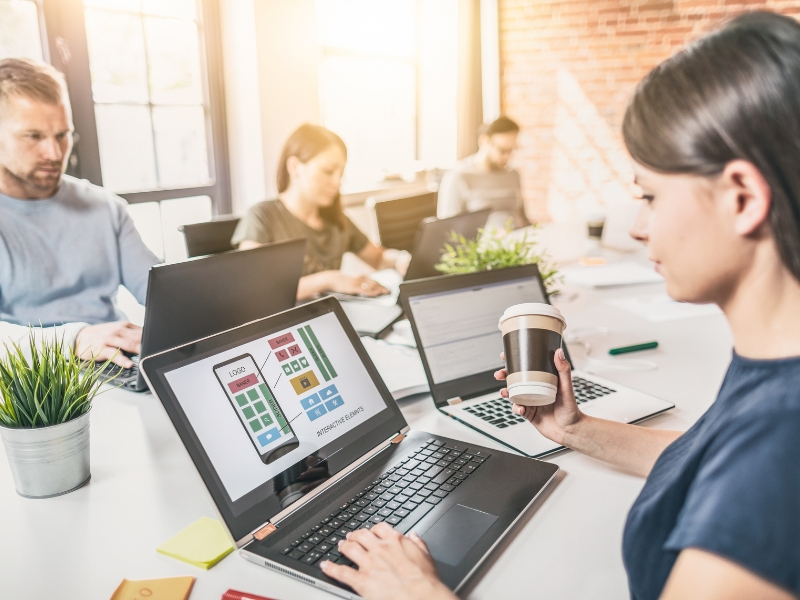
298;327;330;381
305;325;337;378
260;384;290;434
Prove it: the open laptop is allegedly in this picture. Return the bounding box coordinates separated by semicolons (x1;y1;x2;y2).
140;297;559;598
399;264;674;458
103;239;306;392
338;209;491;337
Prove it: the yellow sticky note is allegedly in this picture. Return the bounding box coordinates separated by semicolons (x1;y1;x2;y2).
110;576;194;600
157;517;234;570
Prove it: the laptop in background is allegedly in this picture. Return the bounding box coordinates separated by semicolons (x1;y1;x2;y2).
104;239;306;392
399;264;674;458
140;297;558;598
339;210;491;337
404;209;492;281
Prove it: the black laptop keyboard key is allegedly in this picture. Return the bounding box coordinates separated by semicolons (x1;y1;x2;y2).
283;440;490;571
572;376;615;403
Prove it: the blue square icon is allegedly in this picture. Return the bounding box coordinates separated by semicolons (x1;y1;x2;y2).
324;396;344;412
320;384;338;400
306;404;328;421
257;427;281;447
300;393;322;410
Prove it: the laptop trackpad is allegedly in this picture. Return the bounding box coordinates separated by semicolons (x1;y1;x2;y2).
421;504;498;567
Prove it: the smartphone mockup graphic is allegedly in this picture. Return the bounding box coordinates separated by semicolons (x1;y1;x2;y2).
213;354;299;464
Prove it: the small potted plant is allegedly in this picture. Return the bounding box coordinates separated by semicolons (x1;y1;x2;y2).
0;330;110;498
435;221;562;294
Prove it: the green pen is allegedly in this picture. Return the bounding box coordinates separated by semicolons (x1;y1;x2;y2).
609;341;659;355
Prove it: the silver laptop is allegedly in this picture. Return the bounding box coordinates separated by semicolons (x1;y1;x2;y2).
399;264;674;457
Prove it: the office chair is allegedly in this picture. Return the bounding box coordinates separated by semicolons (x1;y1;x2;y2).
367;190;438;252
179;215;241;258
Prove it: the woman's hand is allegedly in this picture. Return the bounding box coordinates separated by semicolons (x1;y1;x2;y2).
320;523;455;600
494;348;584;446
328;272;390;297
296;271;389;300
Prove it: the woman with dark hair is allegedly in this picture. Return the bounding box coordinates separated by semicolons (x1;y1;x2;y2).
233;124;405;300
320;11;800;600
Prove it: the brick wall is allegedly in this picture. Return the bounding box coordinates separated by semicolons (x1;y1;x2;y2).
499;0;800;222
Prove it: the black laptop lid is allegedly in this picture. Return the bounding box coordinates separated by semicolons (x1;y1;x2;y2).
140;239;306;362
400;264;572;407
140;297;407;543
404;209;491;281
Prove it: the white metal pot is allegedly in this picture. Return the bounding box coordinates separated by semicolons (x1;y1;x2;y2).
0;410;91;498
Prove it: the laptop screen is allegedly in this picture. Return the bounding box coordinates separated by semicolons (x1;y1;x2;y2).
142;299;405;541
406;273;548;384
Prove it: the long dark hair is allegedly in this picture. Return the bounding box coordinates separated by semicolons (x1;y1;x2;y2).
623;11;800;282
277;124;348;228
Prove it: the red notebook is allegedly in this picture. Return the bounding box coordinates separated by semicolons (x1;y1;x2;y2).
222;590;276;600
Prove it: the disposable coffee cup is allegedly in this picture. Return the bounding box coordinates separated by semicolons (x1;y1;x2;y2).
498;303;566;406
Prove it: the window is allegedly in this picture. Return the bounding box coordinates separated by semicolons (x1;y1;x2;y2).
0;0;44;61
82;0;210;194
315;0;418;186
32;0;231;262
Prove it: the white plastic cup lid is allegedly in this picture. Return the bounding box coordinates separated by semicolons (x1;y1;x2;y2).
498;302;566;330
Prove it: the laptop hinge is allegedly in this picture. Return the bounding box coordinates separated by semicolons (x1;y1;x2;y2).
253;523;277;541
391;433;405;444
447;397;463;405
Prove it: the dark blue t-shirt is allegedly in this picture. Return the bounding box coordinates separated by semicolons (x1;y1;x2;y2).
623;352;800;599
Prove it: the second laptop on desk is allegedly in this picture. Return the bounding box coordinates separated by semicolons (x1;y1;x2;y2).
103;238;306;391
399;264;674;458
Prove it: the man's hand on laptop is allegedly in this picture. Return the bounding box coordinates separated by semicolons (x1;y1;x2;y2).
494;348;583;447
320;523;455;600
74;321;143;368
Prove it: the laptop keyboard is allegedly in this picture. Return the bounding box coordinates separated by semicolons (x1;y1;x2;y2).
463;377;616;429
98;355;139;383
278;438;490;569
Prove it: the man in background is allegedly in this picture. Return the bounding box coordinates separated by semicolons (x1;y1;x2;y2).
437;115;529;228
0;58;159;366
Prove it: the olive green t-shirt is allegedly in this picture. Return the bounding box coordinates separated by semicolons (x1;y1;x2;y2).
232;199;369;276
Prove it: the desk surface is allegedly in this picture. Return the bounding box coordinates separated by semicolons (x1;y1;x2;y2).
0;255;734;600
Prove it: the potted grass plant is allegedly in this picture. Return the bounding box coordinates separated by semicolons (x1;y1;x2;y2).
435;221;562;294
0;330;111;498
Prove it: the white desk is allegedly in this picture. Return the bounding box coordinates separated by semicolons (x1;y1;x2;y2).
0;273;734;600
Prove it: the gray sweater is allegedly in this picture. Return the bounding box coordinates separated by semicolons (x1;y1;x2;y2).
0;175;159;350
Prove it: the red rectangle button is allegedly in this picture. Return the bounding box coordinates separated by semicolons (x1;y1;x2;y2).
228;373;258;393
268;332;295;349
275;349;289;361
287;344;302;356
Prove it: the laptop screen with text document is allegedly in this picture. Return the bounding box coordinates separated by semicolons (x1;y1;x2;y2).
408;277;548;384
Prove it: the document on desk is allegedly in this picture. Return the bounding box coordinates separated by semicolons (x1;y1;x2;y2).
360;336;428;399
607;293;722;322
561;261;663;288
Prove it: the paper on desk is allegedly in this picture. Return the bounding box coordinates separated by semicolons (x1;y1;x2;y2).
607;293;722;322
561;261;662;288
157;517;234;570
110;576;194;600
360;336;429;400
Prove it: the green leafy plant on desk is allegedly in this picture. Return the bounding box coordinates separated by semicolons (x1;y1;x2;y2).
0;330;115;498
435;221;562;295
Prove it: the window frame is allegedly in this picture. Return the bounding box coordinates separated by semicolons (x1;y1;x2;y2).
39;0;231;213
